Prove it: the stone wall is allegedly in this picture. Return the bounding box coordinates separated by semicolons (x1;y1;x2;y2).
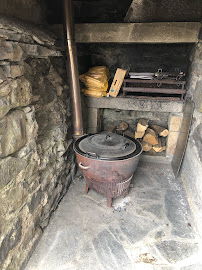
0;17;75;270
77;43;193;78
181;39;202;235
102;109;169;131
0;0;43;24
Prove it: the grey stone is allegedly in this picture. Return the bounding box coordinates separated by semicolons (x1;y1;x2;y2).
181;142;202;237
0;157;27;190
29;190;42;214
10;64;24;78
0;79;13;98
0;66;6;83
155;240;198;263
165;189;195;238
193;80;202;113
93;229;132;270
0;16;56;46
180;264;202;270
0;77;32;119
0;218;22;266
0;61;11;78
135;189;162;201
0;40;24;61
75;23;201;43
193;123;202;162
85;96;184;113
119;214;159;243
141;204;164;220
19;43;62;58
0;110;27;157
131;168;152;188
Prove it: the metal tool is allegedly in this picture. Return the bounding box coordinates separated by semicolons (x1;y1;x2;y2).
155;68;186;80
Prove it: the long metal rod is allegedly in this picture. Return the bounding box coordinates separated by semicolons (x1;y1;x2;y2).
63;0;83;138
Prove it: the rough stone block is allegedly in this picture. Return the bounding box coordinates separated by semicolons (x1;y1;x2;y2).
0;79;15;98
0;219;22;266
193;79;202;113
0;66;6;83
168;114;183;132
155;240;198;263
0;77;32;119
10;64;24;78
0;110;27;157
29;190;42;214
0;40;24;61
166;131;179;156
22;106;38;141
0;157;27;190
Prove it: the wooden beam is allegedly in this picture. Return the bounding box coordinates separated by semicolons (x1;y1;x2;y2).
75;22;201;43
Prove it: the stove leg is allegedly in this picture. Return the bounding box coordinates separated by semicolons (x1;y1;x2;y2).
85;185;89;195
107;197;112;207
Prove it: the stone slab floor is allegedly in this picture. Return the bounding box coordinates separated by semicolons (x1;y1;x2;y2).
25;162;202;270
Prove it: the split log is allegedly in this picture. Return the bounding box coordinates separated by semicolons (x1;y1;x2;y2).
143;128;158;145
124;129;135;139
142;141;152;152
136;119;149;133
117;122;128;131
150;124;168;137
135;131;145;139
153;137;166;152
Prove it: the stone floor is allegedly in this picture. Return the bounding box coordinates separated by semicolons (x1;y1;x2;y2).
25;162;202;270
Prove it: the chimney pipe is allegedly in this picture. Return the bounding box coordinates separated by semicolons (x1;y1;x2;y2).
63;0;84;138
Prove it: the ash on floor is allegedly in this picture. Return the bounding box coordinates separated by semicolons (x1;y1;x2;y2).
25;162;202;270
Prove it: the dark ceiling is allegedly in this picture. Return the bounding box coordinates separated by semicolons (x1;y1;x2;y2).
43;0;133;24
43;0;201;24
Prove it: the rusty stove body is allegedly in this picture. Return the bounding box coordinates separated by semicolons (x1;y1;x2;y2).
74;133;143;207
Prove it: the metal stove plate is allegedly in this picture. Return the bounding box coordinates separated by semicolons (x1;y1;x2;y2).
79;132;136;159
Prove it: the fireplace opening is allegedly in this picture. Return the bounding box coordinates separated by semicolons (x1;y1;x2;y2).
77;42;195;159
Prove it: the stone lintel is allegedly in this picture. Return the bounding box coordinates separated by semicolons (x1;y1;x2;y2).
75;22;201;43
85;97;184;113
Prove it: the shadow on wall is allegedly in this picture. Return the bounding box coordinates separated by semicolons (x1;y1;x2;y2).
0;0;44;24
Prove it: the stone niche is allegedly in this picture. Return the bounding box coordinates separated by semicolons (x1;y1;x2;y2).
84;97;183;160
78;42;194;160
0;17;75;270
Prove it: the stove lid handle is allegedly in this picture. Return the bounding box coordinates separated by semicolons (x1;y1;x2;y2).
79;162;89;170
86;152;99;158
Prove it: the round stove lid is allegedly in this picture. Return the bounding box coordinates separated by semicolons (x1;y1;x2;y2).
78;132;136;159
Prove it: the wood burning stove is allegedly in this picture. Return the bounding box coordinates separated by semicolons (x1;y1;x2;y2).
74;133;143;207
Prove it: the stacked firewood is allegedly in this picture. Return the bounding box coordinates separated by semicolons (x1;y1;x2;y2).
107;120;168;154
134;119;168;153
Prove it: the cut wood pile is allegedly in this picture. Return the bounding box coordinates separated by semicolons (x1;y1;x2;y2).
106;120;168;155
135;119;168;153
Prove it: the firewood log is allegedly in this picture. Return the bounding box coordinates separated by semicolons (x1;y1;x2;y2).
150;124;168;137
142;141;152;152
135;131;145;139
143;128;158;145
136;119;149;132
153;137;166;152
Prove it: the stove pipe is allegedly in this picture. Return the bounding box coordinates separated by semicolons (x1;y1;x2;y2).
63;0;84;138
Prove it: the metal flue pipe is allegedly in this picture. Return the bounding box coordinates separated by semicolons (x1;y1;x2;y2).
63;0;84;138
